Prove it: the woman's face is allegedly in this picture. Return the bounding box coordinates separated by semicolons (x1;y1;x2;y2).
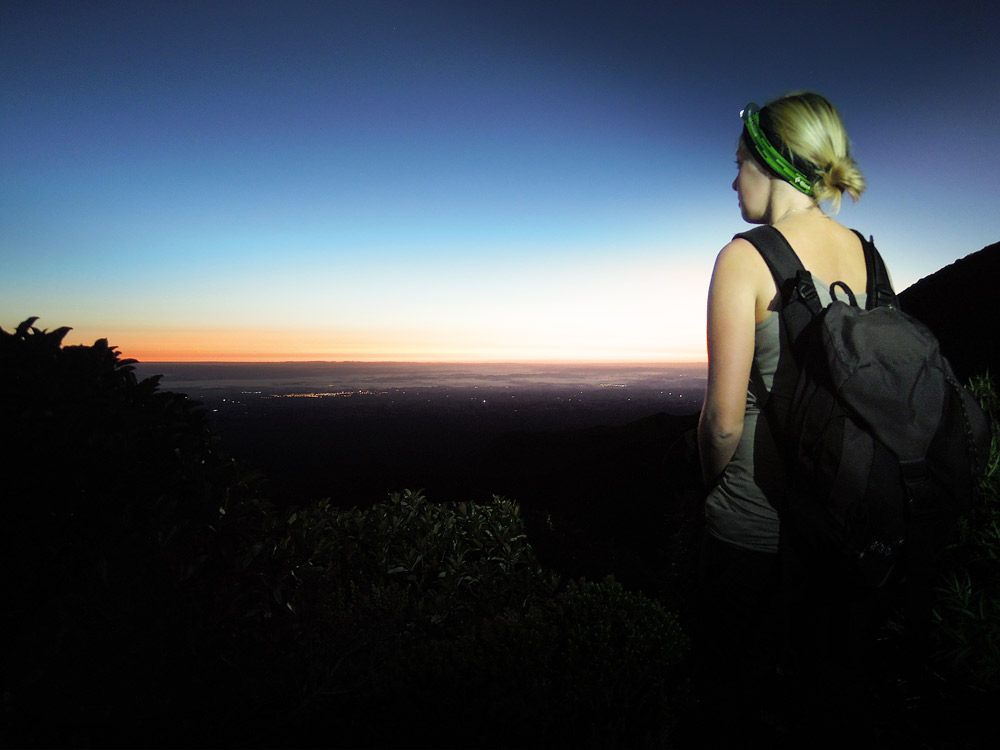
733;140;772;223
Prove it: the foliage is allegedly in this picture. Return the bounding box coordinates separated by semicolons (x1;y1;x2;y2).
928;373;1000;693
212;490;563;744
1;318;245;560
1;317;693;748
241;488;691;747
373;579;691;749
0;319;254;746
203;493;690;748
295;489;559;635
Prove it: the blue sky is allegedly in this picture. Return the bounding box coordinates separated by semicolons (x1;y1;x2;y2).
2;0;998;361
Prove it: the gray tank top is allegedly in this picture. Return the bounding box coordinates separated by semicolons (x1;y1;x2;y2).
704;279;868;553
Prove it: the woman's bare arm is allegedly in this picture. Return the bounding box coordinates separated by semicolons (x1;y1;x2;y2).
698;239;760;489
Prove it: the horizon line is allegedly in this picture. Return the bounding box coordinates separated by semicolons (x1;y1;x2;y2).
133;358;709;366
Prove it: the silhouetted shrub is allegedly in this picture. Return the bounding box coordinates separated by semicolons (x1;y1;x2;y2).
872;374;1000;748
0;319;252;746
203;491;692;748
1;318;694;748
212;490;564;744
930;374;1000;692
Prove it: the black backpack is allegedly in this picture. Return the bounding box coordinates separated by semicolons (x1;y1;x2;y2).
737;225;991;588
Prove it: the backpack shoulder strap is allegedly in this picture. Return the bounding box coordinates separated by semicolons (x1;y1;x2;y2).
734;225;803;292
851;230;898;310
734;225;821;342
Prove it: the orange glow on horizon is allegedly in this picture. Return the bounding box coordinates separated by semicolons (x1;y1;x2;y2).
61;325;708;365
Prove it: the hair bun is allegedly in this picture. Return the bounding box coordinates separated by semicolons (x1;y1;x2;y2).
762;92;865;213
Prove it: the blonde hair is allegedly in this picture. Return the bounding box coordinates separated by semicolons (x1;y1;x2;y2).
761;92;865;213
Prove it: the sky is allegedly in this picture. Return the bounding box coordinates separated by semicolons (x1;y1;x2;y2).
2;0;998;363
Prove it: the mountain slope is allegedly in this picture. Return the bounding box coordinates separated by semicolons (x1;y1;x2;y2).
897;241;1000;382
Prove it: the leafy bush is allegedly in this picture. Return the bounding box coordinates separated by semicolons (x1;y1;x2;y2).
372;579;691;749
1;317;693;748
874;374;1000;748
0;318;256;746
218;488;561;647
930;374;1000;691
210;493;691;748
299;489;559;634
213;490;563;744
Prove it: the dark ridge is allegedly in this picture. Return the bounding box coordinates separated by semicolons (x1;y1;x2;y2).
897;240;1000;383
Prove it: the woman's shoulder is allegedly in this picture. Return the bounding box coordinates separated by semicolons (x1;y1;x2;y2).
711;234;781;320
712;233;777;287
714;234;768;269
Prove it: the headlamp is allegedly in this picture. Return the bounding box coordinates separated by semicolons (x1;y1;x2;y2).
740;103;815;196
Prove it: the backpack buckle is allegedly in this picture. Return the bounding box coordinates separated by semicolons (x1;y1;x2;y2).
873;285;898;310
791;271;823;316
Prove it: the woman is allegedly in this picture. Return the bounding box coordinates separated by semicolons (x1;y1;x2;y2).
695;92;869;744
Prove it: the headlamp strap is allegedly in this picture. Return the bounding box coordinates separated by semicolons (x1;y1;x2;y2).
741;105;816;196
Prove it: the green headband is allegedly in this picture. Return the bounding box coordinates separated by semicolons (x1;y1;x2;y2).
740;103;815;196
